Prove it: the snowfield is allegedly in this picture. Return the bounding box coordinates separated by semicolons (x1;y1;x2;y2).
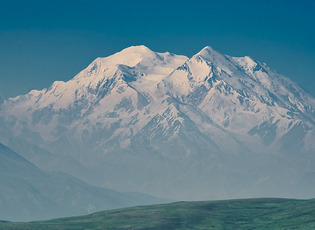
1;45;314;200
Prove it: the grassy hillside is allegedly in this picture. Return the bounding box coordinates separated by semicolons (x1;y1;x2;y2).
1;198;315;229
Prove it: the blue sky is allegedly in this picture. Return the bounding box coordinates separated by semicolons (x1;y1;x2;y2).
0;0;314;98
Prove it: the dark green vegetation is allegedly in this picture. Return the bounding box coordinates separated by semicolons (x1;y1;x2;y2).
1;198;315;230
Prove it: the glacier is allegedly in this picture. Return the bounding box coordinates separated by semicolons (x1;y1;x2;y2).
0;45;314;200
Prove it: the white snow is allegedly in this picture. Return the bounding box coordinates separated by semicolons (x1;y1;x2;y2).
1;45;314;154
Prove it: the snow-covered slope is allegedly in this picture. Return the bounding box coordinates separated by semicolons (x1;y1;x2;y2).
161;46;315;152
1;45;314;200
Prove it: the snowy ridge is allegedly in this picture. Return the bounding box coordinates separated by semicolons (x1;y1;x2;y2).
1;45;315;200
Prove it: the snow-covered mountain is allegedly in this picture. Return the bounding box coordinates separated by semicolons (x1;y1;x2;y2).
1;45;314;200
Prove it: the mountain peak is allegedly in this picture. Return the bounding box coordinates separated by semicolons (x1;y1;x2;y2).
91;45;158;68
197;46;221;56
120;45;154;54
231;55;257;71
193;46;227;64
200;45;217;52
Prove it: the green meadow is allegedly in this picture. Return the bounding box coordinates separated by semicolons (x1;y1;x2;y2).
1;198;315;230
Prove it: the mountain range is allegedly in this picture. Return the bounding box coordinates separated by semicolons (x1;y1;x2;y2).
0;143;166;221
0;45;314;207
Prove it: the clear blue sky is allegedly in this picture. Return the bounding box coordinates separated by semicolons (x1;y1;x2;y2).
0;0;314;98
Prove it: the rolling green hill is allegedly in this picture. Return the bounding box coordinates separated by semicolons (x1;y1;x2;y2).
1;198;315;230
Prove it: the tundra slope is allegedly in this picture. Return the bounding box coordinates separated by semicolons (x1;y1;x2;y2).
2;198;315;230
1;45;314;200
